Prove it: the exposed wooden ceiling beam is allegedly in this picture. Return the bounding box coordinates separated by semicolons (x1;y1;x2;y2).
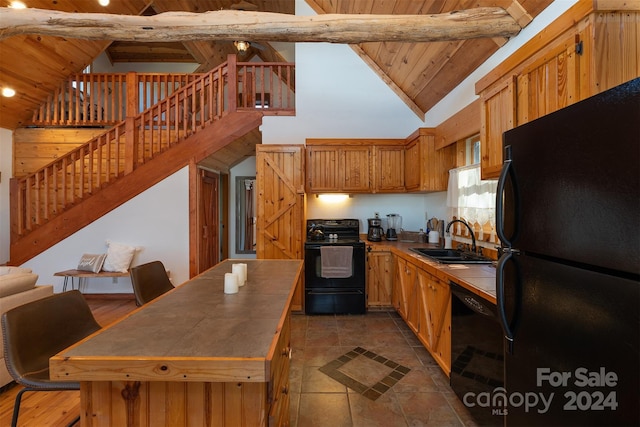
0;7;522;43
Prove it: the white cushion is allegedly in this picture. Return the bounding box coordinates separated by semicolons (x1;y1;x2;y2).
102;241;138;273
0;273;38;297
0;267;32;276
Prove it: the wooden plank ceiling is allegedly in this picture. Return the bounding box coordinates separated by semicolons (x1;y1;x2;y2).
0;0;553;169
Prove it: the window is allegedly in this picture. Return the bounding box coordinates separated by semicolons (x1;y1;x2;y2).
446;164;497;244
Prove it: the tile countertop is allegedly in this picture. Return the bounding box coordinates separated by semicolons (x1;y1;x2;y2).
365;239;497;305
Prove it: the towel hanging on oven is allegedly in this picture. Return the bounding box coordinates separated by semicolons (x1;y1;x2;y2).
320;246;353;278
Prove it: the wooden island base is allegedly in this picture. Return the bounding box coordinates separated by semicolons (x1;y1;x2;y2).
52;260;301;427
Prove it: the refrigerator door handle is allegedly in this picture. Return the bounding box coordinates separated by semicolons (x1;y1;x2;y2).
496;249;518;354
496;145;516;246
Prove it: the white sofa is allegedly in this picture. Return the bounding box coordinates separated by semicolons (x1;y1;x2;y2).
0;266;54;388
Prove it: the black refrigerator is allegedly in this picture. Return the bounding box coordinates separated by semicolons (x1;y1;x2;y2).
495;77;639;426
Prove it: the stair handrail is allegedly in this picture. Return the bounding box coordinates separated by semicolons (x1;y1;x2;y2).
10;56;295;243
10;59;233;240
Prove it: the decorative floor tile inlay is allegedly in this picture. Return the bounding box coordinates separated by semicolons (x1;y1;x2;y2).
319;346;411;401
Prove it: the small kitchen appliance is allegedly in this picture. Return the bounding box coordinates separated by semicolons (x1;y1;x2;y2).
367;216;383;242
385;214;401;241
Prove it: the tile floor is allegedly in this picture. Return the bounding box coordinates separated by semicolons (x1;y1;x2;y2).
289;309;479;426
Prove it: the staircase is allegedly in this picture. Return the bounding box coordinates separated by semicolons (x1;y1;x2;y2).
9;55;295;265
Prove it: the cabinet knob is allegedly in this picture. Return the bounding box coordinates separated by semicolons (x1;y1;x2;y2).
282;347;292;359
281;385;289;395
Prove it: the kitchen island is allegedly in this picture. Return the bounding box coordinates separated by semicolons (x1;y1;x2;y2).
50;259;303;427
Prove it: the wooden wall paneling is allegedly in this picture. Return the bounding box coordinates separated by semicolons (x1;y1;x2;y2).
81;380;268;426
12;128;106;177
434;98;480;150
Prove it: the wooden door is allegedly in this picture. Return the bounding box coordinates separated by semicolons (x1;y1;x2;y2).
256;145;305;312
256;145;305;260
198;168;219;273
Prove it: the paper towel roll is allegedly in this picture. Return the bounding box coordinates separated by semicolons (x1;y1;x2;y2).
232;263;247;286
444;235;453;249
224;272;239;294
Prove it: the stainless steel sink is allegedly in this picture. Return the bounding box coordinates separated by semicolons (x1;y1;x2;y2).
409;248;493;264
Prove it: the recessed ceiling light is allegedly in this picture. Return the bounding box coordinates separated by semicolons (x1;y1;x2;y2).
98;0;110;6
2;88;16;97
10;1;27;8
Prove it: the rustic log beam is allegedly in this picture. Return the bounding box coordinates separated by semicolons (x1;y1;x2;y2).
0;7;521;42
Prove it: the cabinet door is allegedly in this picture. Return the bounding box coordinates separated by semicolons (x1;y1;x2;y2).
516;31;583;125
393;258;411;319
404;140;420;190
341;146;371;192
416;269;451;374
480;76;516;180
427;276;451;374
366;250;393;307
416;270;435;348
404;130;454;192
306;146;339;192
374;146;405;192
395;258;419;332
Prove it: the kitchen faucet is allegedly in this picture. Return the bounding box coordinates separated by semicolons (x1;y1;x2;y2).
445;219;476;253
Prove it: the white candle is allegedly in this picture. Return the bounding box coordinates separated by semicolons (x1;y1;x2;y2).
232;263;247;286
224;272;239;294
240;263;247;286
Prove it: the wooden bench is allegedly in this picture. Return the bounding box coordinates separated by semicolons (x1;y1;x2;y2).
54;269;129;292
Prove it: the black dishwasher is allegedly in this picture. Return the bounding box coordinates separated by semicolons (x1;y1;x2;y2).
450;282;505;426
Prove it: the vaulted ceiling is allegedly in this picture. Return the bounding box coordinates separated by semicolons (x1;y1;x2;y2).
0;0;554;131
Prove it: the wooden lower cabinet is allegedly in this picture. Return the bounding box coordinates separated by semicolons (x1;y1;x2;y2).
393;254;451;375
78;315;292;427
417;272;451;374
366;249;393;307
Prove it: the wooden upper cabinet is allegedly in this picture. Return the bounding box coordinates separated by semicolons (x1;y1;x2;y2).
479;77;516;180
476;4;640;180
516;29;585;125
404;128;455;192
373;144;405;192
341;146;371;192
306;144;370;192
305;145;340;192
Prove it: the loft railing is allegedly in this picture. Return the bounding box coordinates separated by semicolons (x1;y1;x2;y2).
11;56;295;240
31;73;201;127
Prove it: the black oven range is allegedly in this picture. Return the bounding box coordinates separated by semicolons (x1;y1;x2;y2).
304;219;366;315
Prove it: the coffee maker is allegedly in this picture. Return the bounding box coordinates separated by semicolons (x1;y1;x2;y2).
367;216;383;242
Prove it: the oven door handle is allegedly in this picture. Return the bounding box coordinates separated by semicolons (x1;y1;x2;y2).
306;290;364;295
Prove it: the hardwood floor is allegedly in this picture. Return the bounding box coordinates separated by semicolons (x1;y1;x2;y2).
0;294;137;427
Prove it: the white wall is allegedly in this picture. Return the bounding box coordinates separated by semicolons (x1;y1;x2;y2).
23;167;190;293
